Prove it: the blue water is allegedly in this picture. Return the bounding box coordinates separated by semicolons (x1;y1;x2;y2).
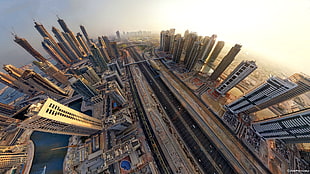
30;132;69;174
29;99;92;174
120;160;131;170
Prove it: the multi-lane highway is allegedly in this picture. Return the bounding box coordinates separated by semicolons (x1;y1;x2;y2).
126;47;237;174
124;52;173;174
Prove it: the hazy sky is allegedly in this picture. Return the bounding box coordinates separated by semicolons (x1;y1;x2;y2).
0;0;309;75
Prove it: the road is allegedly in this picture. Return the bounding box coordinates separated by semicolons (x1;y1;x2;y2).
154;49;271;174
124;51;173;174
127;47;236;174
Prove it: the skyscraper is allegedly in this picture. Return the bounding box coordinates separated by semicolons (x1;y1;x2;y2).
13;35;46;62
69;76;99;100
168;28;176;53
216;61;257;95
57;17;85;56
0;114;17;129
0;102;16;116
172;37;185;63
103;71;124;89
110;41;120;58
102;36;116;59
62;32;84;58
21;70;68;99
108;62;122;77
106;80;127;106
34;21;58;47
116;30;121;41
202;41;225;73
52;27;80;62
3;64;67;99
34;21;74;66
245;73;310;113
41;41;70;68
71;66;101;85
170;34;181;58
42;37;72;65
98;37;111;63
17;98;102;136
198;34;217;62
159;30;166;51
76;32;90;55
0;145;27;169
209;44;242;81
227;76;297;114
80;25;91;46
32;61;69;85
185;41;202;71
90;44;108;73
252;108;310;143
183;33;198;65
0;72;36;96
3;64;24;79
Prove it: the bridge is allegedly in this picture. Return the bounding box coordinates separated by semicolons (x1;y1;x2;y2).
123;57;164;66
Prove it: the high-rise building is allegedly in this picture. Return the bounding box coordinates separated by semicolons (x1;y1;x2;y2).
246;73;310;113
209;44;242;81
32;61;69;85
202;41;225;73
17;98;102;136
170;34;181;58
108;62;122;77
76;32;90;55
34;21;73;66
198;34;217;62
21;69;68;99
41;41;70;68
42;37;72;65
34;21;58;47
69;76;99;100
163;31;171;52
183;33;198;65
106;80;127;106
185;41;202;71
168;28;176;53
0;114;17;129
80;25;91;46
98;37;111;63
0;102;16;116
102;36;115;59
103;71;124;89
52;27;80;62
62;32;84;58
159;30;166;51
13;35;46;62
172;37;185;63
3;64;67;99
90;44;108;73
104;113;132;131
252;108;310;143
0;72;36;96
57;17;85;56
116;30;121;41
227;76;297;114
3;64;24;79
0;145;27;169
216;61;257;95
71;66;101;85
110;41;120;58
